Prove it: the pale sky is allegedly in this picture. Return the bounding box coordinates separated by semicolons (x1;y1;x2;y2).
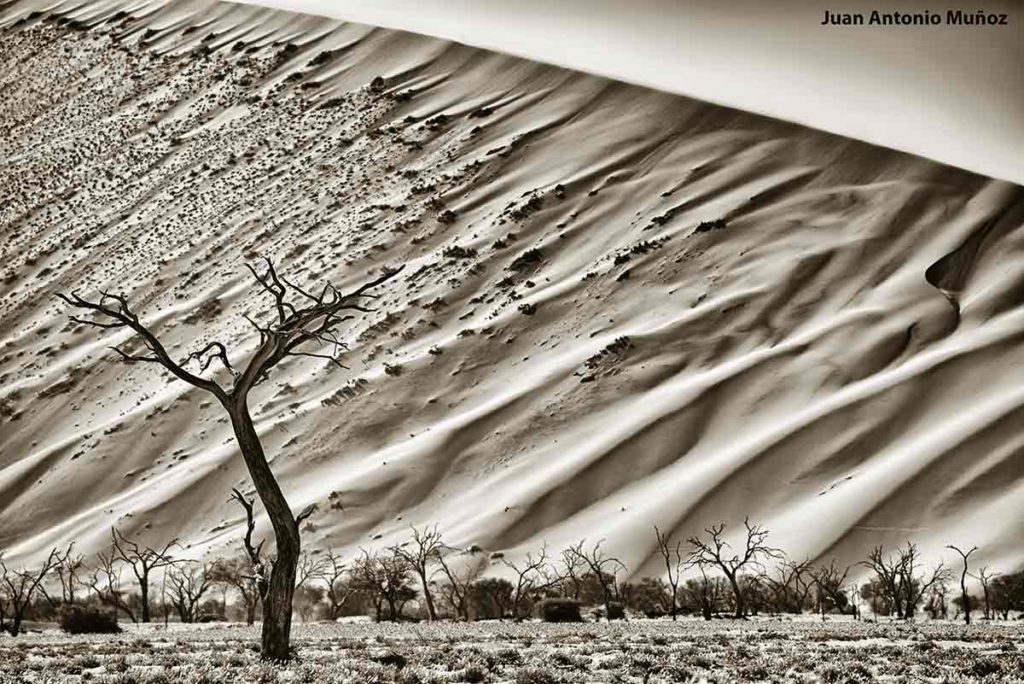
236;0;1023;185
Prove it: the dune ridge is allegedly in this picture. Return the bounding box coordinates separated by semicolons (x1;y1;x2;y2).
1;0;1023;578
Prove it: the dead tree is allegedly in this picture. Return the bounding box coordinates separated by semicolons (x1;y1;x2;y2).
109;528;178;622
229;488;288;626
377;550;416;620
947;545;978;625
683;565;723;620
60;258;401;659
435;547;485;620
558;547;587;601
861;543;949;620
37;543;85;610
861;546;903;618
686;518;783;618
320;549;352;620
349;550;386;620
0;548;64;636
653;526;684;620
295;552;328;589
167;561;215;623
972;566;996;620
0;567;7;633
811;561;851;620
392;525;444;621
502;545;560;619
762;558;814;615
86;550;138;623
209;558;260;624
898;544;949;619
564;540;627;617
350;548;415;621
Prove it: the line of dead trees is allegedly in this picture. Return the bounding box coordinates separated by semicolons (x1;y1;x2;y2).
50;258;1023;658
0;528;251;635
4;519;1024;632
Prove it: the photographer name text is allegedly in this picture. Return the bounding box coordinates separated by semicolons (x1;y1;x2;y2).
821;9;1008;26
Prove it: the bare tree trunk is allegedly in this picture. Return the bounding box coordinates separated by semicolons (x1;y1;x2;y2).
947;545;976;626
261;556;298;659
140;580;150;622
417;569;437;621
246;595;259;625
228;401;300;661
960;574;971;625
726;573;744;618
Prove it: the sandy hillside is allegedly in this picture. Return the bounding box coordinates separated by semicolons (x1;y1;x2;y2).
1;0;1023;578
239;0;1024;187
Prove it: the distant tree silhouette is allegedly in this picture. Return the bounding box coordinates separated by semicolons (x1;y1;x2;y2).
209;558;260;625
683;566;724;620
861;543;949;620
166;561;215;623
653;526;685;620
811;560;852;620
502;545;559;619
319;549;353;620
470;577;514;619
947;545;978;625
686;518;783;618
558;547;588;601
295;552;328;589
972;566;996;620
108;528;179;623
43;543;85;609
435;547;485;620
59;258;401;658
350;548;416;621
990;570;1024;619
392;525;445;621
1;547;66;636
86;549;138;623
564;540;626;619
762;558;814;615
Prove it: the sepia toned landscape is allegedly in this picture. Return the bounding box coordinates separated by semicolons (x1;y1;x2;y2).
1;0;1022;680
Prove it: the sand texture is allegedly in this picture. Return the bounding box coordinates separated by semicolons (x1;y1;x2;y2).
1;0;1023;575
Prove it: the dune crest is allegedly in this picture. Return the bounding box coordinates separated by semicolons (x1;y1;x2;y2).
1;0;1023;576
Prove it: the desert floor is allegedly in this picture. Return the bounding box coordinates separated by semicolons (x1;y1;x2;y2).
1;618;1023;683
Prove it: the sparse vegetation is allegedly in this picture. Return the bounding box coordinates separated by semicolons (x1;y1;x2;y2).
58;605;121;634
4;514;1024;684
508;249;543;272
1;620;1023;683
539;598;582;622
692;218;728;233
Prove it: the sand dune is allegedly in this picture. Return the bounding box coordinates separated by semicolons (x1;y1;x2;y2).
238;0;1024;187
1;0;1023;579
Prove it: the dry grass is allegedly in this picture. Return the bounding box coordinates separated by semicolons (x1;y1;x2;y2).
1;619;1021;683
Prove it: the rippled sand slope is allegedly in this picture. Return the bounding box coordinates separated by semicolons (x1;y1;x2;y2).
1;0;1022;574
